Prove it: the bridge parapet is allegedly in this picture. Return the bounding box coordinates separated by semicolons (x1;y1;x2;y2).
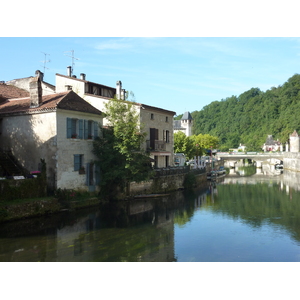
217;152;284;161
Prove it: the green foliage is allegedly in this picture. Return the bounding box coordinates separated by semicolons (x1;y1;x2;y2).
183;172;196;189
93;97;153;198
174;131;218;160
191;74;300;151
0;159;47;202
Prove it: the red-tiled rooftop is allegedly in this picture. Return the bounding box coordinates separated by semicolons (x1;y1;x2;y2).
0;83;29;100
0;90;102;116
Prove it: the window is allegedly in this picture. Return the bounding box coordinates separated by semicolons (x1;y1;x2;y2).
151;113;154;120
67;118;98;140
166;116;168;122
166;130;170;143
74;154;84;171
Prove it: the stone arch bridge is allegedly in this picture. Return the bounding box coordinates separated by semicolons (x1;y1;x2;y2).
216;153;284;168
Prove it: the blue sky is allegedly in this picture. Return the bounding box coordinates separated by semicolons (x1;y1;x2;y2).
1;37;300;115
1;1;300;116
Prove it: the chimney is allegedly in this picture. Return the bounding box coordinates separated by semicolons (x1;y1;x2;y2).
80;73;86;80
35;70;44;81
30;76;43;107
116;80;122;100
121;89;126;100
67;66;72;77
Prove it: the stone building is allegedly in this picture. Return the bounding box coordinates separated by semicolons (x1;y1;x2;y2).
262;135;283;152
5;70;55;96
173;111;193;137
289;130;300;152
55;68;176;168
0;77;103;191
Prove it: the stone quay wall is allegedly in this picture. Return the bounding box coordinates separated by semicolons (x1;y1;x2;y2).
129;171;207;196
283;152;300;172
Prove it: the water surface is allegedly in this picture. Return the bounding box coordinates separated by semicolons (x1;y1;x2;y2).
1;171;300;262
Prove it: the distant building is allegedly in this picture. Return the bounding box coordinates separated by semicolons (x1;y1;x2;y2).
289;130;300;152
173;111;193;137
262;135;282;152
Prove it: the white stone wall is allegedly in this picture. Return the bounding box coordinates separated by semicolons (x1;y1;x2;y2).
55;75;85;95
56;110;102;191
0;111;58;186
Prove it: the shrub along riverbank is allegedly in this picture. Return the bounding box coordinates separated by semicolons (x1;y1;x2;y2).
0;190;101;223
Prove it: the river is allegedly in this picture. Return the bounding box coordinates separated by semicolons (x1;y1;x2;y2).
1;168;300;262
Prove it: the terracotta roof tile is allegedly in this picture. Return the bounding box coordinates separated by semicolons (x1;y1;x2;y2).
0;90;102;116
0;83;29;100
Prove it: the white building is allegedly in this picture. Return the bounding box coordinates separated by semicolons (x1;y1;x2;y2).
173;111;193;137
55;68;176;168
0;76;103;192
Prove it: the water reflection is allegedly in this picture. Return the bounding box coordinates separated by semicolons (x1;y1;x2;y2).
1;170;300;261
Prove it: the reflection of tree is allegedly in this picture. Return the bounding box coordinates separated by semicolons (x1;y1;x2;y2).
173;190;198;227
211;183;300;242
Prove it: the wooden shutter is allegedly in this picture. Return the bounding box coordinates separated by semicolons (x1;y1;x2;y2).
78;119;84;139
74;155;80;171
94;121;98;139
84;120;88;139
67;118;72;138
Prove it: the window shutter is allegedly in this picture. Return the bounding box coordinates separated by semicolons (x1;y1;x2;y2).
67;118;72;138
86;163;90;186
94;121;98;139
84;120;88;139
74;155;80;171
78;119;84;139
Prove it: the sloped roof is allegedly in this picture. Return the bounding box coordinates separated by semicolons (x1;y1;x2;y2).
0;90;102;116
174;120;184;130
290;130;299;137
265;135;281;145
0;83;29;100
181;111;193;120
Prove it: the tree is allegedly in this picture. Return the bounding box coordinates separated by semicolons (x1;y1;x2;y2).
93;97;152;198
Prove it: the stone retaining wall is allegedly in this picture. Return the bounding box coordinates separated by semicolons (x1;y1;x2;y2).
283;152;300;172
129;172;207;196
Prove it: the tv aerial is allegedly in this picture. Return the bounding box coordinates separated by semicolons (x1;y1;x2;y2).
41;52;51;74
64;50;79;75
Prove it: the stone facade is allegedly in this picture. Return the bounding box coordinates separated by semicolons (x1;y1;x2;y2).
174;111;193;137
289;130;300;152
0;81;103;192
55;72;176;168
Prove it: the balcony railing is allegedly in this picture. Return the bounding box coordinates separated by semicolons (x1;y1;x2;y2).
146;140;166;151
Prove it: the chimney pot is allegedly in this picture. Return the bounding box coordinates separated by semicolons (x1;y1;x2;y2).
67;66;72;77
116;80;122;100
80;73;86;80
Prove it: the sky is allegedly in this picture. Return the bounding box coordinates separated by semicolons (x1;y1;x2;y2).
1;1;300;118
2;37;300;116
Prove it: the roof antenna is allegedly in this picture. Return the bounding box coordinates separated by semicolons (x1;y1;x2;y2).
64;50;79;75
41;52;50;75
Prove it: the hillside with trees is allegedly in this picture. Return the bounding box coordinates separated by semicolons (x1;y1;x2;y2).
190;74;300;151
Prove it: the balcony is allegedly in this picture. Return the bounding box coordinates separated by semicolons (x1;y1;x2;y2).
146;140;166;151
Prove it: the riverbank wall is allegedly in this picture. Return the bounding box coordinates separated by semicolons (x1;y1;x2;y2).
283;152;300;172
0;168;209;223
129;170;207;196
